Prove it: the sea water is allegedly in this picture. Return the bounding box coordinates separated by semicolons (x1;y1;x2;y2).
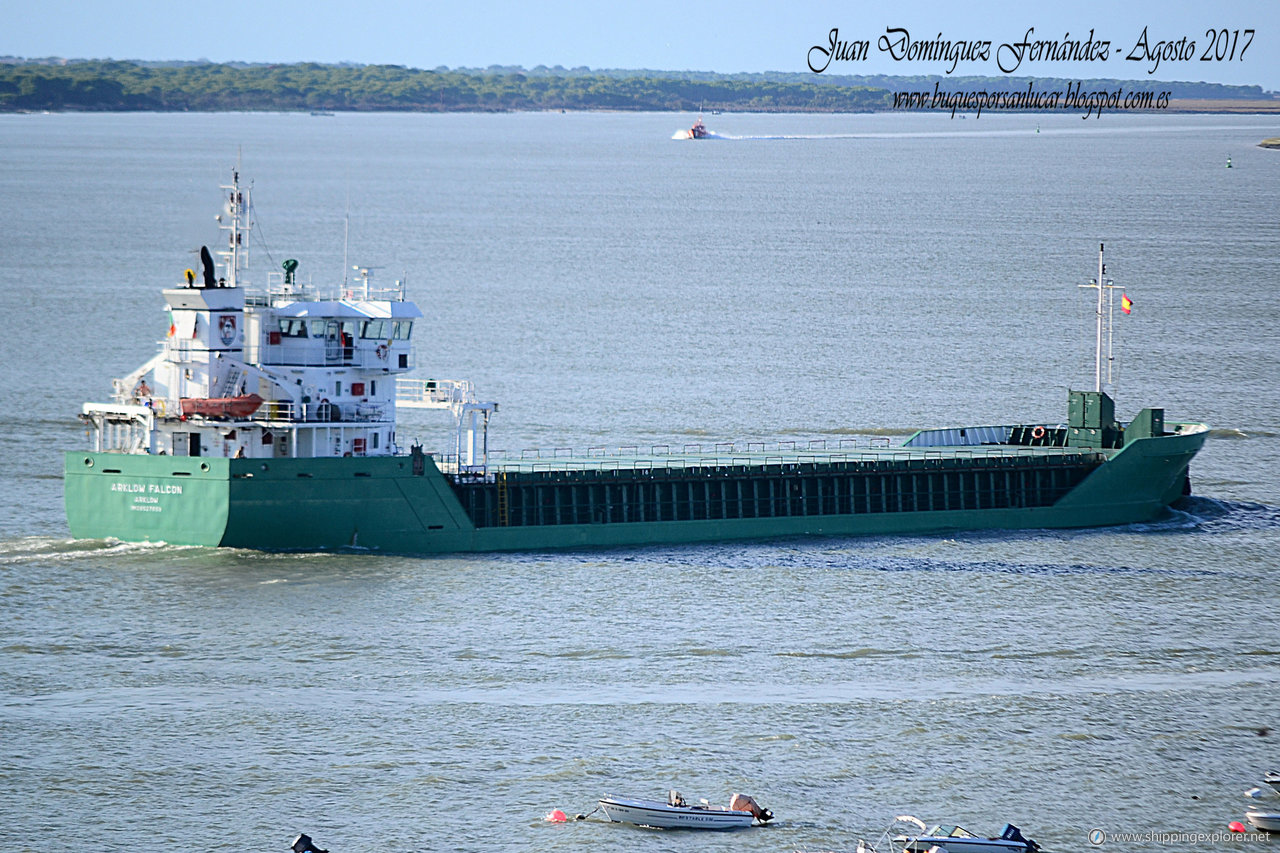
1;110;1278;852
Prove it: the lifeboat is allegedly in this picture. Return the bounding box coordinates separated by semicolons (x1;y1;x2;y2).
179;393;264;419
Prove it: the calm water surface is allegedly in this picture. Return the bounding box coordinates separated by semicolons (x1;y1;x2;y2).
1;111;1279;852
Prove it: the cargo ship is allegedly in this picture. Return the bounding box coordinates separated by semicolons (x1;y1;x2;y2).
64;171;1208;553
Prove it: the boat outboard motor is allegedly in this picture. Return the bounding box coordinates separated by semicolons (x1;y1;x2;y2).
1000;824;1038;851
729;792;773;823
290;833;328;853
200;245;216;288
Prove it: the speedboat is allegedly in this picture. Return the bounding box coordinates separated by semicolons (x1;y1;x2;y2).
1246;781;1280;832
674;117;711;139
1246;808;1280;832
598;790;772;830
859;815;1039;853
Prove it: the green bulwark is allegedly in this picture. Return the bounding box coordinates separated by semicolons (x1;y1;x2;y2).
1125;406;1166;442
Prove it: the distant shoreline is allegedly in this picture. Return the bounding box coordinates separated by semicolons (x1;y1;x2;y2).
7;104;1280;116
2;60;1275;115
1166;99;1280;114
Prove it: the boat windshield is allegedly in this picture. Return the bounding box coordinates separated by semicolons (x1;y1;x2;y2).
927;825;978;838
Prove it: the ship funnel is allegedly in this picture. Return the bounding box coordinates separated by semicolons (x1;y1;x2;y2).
200;246;216;288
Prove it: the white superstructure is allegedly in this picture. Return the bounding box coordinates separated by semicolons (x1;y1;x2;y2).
80;168;495;468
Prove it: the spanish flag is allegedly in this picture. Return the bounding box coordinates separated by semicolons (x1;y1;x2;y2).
1121;293;1133;315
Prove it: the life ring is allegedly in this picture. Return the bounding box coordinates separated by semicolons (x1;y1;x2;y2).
1031;426;1046;440
375;344;389;361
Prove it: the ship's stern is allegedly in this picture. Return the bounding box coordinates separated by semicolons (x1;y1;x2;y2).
64;452;231;546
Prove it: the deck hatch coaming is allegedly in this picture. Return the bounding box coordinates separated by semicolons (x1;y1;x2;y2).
451;453;1106;528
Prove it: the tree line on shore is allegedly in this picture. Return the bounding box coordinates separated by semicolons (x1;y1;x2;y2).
0;59;1269;112
0;61;891;112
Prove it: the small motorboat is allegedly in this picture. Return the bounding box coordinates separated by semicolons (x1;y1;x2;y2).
674;117;712;140
598;790;772;830
1246;781;1280;832
1246;808;1280;832
859;815;1039;853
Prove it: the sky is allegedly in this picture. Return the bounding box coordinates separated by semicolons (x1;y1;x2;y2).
3;0;1278;90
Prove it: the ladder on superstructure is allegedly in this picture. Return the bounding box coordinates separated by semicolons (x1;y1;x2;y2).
217;363;245;398
496;472;510;527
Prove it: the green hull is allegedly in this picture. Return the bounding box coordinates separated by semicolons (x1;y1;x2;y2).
64;426;1206;554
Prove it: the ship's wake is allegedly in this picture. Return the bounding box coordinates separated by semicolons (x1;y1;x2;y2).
673;130;864;141
0;536;176;565
714;133;865;140
673;129;1065;141
1157;495;1280;532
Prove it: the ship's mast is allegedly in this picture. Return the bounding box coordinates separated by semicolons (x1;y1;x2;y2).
1079;242;1118;393
1095;243;1105;392
217;166;251;288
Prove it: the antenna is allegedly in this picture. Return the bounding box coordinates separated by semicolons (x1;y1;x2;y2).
1078;242;1121;394
1095;242;1104;392
216;162;251;288
342;195;350;289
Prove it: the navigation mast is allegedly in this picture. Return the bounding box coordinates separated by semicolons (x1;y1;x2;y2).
217;166;251;288
1078;242;1122;393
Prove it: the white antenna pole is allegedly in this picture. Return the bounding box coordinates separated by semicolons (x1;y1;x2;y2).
231;168;242;288
232;148;244;288
342;204;350;289
1106;284;1115;387
1094;242;1104;393
217;161;250;289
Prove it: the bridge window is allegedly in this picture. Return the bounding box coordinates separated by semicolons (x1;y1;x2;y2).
361;319;391;339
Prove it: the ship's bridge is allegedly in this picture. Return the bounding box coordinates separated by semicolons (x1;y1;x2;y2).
248;299;422;369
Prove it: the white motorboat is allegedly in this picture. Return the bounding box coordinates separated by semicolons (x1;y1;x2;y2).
859;815;1039;853
598;791;771;830
1244;780;1280;832
1246;808;1280;832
